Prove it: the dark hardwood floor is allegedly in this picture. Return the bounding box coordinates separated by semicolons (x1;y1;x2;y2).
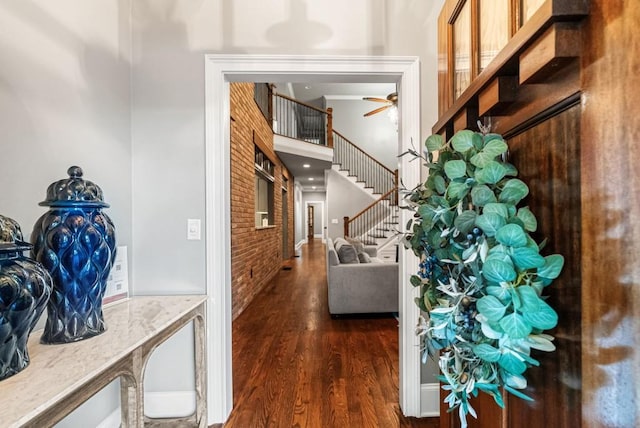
223;239;440;428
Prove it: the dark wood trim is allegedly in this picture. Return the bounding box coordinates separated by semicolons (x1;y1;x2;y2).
433;0;589;134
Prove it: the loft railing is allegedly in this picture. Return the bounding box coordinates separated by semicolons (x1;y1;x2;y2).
272;93;333;147
344;187;399;240
332;130;396;195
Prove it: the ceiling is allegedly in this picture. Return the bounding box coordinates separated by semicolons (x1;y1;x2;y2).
273;82;397;192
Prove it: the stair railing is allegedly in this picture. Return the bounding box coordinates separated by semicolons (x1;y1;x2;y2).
272;93;333;147
344;186;398;241
332;130;396;195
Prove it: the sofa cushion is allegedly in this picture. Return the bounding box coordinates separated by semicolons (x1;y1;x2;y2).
334;239;360;264
345;237;365;254
358;252;372;263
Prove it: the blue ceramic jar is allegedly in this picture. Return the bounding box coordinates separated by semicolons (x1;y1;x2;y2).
32;166;116;344
0;214;51;380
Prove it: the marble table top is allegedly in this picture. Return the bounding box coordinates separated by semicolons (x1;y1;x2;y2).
0;295;207;427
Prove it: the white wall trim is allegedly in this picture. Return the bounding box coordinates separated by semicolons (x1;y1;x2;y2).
420;383;440;417
304;200;326;240
204;54;422;423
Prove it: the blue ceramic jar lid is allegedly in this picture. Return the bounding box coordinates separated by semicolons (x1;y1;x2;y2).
0;214;31;254
39;166;110;208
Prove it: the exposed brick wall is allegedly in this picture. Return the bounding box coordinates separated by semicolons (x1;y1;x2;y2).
230;83;295;320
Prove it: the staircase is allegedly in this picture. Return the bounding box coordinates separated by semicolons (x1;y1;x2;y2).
332;131;400;260
271;90;399;259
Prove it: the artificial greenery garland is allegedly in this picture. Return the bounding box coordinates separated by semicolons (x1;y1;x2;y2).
402;129;564;427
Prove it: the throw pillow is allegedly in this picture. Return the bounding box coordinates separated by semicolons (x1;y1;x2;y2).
345;237;365;254
357;252;372;263
336;242;359;264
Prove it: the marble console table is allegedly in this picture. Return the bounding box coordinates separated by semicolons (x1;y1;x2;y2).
0;295;207;428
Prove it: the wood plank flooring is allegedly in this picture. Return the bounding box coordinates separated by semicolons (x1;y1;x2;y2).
223;239;439;428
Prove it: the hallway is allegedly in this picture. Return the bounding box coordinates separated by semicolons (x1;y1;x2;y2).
224;239;439;427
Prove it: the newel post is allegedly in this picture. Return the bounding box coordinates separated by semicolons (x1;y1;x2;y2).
327;107;333;148
343;216;349;237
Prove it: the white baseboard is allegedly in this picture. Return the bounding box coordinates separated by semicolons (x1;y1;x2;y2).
96;391;196;427
96;409;120;428
295;240;306;250
420;383;440;417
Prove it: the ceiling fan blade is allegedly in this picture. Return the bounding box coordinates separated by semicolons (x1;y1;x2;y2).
363;97;391;103
364;105;391;117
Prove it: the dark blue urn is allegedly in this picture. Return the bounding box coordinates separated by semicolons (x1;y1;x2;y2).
0;214;51;380
32;166;116;344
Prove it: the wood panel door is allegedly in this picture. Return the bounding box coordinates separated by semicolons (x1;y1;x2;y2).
439;104;582;428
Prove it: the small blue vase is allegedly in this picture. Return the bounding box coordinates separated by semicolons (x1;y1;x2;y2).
0;214;51;380
32;166;116;344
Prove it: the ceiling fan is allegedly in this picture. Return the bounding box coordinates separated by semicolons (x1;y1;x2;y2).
363;92;398;117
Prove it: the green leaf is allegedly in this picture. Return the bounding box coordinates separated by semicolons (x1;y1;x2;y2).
523;300;558;330
470;151;494;168
426;134;444;152
454;210;477;234
486;285;512;304
482;138;508;158
446;181;469;201
444;160;467;179
410;275;423;287
433;175;446;194
499;179;529;204
517;207;538;232
516;286;542;312
451;130;476;153
498;352;527;375
475;161;508;184
499;312;532;339
537;255;565;280
473;344;502;362
483;203;509;219
475;213;506;237
496;224;528;248
418;204;437;221
471;185;497;207
476;295;507;322
511;247;546;270
483;258;517;283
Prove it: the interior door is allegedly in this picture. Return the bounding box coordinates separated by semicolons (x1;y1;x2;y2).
307;205;314;241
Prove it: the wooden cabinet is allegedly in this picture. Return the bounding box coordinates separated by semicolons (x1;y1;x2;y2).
433;1;640;427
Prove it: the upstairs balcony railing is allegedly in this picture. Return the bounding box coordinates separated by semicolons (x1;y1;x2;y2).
272;93;333;147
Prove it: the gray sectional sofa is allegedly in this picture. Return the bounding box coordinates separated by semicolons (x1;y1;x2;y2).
326;237;399;315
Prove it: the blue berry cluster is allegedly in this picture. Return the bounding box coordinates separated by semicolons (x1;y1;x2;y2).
465;227;483;244
418;253;438;279
459;297;477;334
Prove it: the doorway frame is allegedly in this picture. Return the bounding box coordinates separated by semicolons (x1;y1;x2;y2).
204;54;422;423
304;200;325;241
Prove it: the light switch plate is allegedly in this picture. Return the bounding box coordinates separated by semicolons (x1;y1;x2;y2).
187;219;201;240
331;218;339;224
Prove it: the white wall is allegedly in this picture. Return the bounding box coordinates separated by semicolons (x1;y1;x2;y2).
325;98;398;170
0;1;133;427
326;169;377;240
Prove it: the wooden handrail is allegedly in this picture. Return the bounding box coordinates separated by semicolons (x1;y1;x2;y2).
333;129;395;176
347;186;398;226
272;92;329;115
